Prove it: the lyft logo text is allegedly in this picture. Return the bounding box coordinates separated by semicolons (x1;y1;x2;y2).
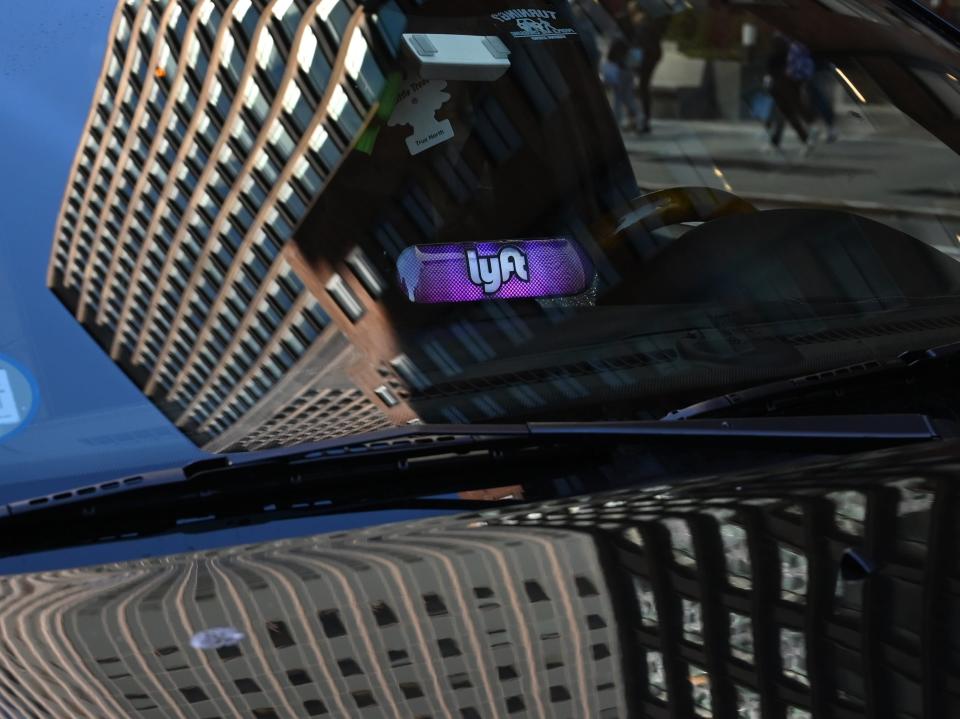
465;245;530;294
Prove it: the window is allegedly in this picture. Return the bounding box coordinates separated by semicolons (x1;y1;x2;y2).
721;523;751;588
736;687;762;719
592;643;610;660
664;518;697;567
682;599;703;644
217;646;243;661
374;385;399;407
505;696;525;714
352;691;376;709
338;658;363;677
730;612;754;662
399;682;424;699
437;638;461;657
266;620;296;648
549;685;571;702
633;576;658;627
422;593;447;616
449;673;472;690
474;587;494;599
179;686;208;703
268;119;295;156
689;666;712;718
780;546;808;600
234;678;261;694
287;669;312;686
524;581;550;603
304;699;328;716
586;614;606;630
781;628;809;686
574;576;599;597
497;665;518;681
318;609;347;637
645;650;668;701
371;601;398;626
346;247;384;297
387;649;408;664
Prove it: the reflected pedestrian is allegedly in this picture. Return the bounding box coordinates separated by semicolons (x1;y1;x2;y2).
808;57;839;142
765;34;813;153
627;2;670;133
602;39;642;130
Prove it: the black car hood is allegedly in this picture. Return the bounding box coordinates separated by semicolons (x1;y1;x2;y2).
1;438;958;718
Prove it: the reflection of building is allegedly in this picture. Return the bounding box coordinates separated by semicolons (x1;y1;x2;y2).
46;0;415;452
0;523;624;718
47;0;661;451
0;436;949;717
481;456;944;719
287;1;640;429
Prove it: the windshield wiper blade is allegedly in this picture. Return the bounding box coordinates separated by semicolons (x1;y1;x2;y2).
6;416;943;513
0;415;941;558
662;340;960;421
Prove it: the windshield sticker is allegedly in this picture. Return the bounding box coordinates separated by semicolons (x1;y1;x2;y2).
387;78;454;156
0;355;38;443
490;9;577;41
397;238;594;303
0;371;21;426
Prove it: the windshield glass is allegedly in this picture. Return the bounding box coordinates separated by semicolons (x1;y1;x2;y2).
5;0;960;486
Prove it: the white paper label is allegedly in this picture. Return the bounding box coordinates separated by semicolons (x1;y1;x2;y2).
388;78;455;156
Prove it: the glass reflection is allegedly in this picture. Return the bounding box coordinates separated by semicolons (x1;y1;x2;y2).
780;627;809;686
729;611;754;663
689;665;713;717
736;685;762;719
721;523;752;589
893;478;935;516
779;545;808;601
682;598;703;644
633;575;659;627
646;649;668;702
664;518;696;568
827;490;866;536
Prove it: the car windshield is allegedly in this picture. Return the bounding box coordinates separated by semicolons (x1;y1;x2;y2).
4;0;960;489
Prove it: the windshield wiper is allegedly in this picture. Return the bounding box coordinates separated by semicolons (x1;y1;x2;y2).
662;340;960;421
0;416;941;557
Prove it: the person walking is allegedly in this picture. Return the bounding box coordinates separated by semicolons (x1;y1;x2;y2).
808;57;839;142
602;39;642;130
765;34;813;152
627;2;670;133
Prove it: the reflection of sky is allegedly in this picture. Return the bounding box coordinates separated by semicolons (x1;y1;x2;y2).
0;2;203;487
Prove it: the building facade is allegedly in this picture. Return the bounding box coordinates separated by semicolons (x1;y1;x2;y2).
47;0;420;452
0;444;950;717
0;521;624;718
48;0;657;453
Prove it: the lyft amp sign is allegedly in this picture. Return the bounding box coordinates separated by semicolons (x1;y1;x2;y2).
397;239;593;303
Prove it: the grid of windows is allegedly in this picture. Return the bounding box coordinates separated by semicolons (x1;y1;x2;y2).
0;507;625;718
48;0;392;448
478;459;951;719
223;386;390;452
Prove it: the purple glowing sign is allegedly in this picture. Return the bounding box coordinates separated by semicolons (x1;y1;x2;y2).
396;238;593;303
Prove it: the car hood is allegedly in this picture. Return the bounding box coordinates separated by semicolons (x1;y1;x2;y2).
1;438;956;718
